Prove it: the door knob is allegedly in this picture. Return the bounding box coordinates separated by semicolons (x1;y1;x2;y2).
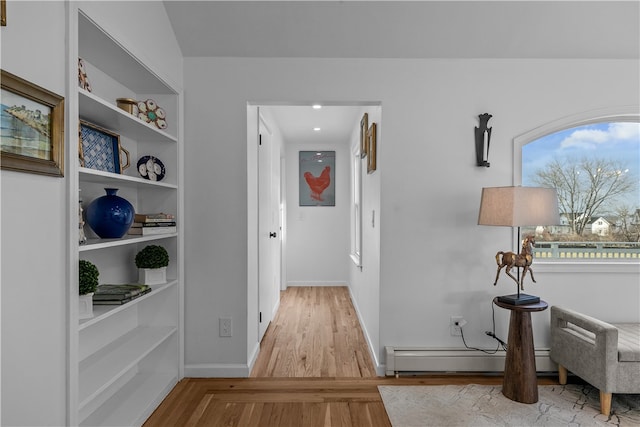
269;232;277;238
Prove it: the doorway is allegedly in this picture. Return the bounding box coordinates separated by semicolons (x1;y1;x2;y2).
247;102;382;376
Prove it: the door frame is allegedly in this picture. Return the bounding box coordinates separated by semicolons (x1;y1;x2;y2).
246;101;383;374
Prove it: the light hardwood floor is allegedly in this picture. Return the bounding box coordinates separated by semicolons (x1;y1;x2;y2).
144;286;557;426
250;286;377;378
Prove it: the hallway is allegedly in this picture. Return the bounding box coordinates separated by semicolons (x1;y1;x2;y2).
251;286;377;378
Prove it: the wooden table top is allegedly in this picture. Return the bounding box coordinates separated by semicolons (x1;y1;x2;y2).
493;297;548;312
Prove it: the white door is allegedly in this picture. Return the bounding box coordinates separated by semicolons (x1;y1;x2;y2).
258;115;280;341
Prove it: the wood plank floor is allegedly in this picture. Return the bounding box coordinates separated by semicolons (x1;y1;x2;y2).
250;286;377;378
144;286;558;426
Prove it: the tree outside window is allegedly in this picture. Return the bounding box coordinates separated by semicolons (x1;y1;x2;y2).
521;121;639;260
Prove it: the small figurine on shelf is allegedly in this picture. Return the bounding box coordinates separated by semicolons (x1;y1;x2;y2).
79;191;87;245
78;58;92;92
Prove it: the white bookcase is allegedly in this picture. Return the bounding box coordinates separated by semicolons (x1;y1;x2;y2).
69;8;183;426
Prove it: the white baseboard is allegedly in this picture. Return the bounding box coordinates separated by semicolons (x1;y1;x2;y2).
184;363;250;377
346;286;386;376
286;281;348;287
247;342;260;374
385;346;557;376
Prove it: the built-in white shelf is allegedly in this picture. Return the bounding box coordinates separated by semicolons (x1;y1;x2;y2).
79;234;177;252
78;12;175;95
79;281;178;330
79;89;177;143
80;372;177;427
79;167;178;189
71;6;182;427
79;326;176;409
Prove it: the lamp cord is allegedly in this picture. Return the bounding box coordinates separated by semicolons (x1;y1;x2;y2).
458;301;508;353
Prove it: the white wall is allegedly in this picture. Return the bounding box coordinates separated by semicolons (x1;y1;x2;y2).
183;57;639;374
349;105;382;367
1;2;68;425
1;1;182;424
376;60;640;366
285;142;350;286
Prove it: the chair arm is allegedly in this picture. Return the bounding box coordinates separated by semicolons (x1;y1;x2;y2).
550;306;619;392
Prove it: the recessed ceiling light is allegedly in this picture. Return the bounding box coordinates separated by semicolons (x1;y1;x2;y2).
312;104;322;110
313;127;321;131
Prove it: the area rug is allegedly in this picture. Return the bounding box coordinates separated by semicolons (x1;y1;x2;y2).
378;384;640;427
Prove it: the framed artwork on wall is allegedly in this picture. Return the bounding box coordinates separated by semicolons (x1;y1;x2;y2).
360;112;368;158
299;151;336;206
1;0;6;26
1;69;65;177
367;123;377;174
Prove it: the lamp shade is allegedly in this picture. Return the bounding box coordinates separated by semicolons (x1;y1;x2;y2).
478;186;560;227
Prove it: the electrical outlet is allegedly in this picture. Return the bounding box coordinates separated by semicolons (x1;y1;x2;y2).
219;317;232;337
450;316;465;336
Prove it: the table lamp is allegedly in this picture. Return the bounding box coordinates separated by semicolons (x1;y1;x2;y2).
478;186;560;305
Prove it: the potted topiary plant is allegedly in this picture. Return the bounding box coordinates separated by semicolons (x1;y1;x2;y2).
79;259;99;319
135;244;169;285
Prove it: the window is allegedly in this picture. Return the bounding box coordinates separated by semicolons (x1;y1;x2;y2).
350;143;362;267
515;110;639;265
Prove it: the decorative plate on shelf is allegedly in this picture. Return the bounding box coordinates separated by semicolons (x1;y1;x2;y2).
137;99;168;130
137;156;165;181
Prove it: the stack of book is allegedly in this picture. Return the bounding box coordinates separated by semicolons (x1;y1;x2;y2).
128;213;177;235
93;284;151;305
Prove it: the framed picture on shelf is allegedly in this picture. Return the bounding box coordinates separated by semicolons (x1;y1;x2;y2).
367;123;377;174
1;69;65;176
299;151;336;206
79;120;130;174
360;112;368;158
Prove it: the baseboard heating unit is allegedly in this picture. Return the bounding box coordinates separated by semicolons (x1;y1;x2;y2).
385;346;555;377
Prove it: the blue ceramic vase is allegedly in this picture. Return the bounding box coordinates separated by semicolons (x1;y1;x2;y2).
85;188;134;238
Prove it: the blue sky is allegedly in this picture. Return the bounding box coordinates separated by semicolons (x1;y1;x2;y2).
522;122;640;207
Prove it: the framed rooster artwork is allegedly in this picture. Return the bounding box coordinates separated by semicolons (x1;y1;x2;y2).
299;151;336;206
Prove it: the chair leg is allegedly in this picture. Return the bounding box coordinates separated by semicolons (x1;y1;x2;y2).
558;364;567;385
599;390;612;416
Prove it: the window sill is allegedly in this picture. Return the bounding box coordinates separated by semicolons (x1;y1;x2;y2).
533;260;639;274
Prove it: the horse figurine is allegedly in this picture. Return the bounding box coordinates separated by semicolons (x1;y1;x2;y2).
494;235;536;291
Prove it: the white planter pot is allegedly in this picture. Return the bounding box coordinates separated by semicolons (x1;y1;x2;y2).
79;293;94;320
138;266;167;285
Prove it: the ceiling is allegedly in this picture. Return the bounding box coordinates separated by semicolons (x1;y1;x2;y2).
163;0;640;145
164;1;640;60
260;104;369;146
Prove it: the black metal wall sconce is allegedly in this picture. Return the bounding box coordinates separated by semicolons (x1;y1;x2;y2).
475;113;492;167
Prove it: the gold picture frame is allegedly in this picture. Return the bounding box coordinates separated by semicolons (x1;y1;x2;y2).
1;69;65;176
360;112;368;158
367;122;377;174
1;0;6;27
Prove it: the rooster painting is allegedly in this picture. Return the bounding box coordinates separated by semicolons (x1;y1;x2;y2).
304;166;331;202
299;151;336;206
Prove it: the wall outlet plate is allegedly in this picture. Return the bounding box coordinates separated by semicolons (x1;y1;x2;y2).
219;317;232;337
450;316;464;336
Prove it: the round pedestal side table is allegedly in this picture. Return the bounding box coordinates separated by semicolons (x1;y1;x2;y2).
493;297;548;404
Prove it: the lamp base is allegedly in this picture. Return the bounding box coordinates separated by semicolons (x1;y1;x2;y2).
497;293;540;306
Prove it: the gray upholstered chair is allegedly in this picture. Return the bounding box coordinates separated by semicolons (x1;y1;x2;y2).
549;305;640;416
